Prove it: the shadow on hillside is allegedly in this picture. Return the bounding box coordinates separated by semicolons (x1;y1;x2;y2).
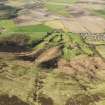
65;93;105;105
0;45;30;52
0;34;31;52
0;95;29;105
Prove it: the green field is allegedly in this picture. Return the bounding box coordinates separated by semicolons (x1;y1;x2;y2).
45;0;77;4
0;20;53;33
14;24;53;32
93;9;105;19
45;4;69;16
44;0;77;16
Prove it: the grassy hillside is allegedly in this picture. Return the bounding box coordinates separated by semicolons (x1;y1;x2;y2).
0;0;105;105
0;32;105;105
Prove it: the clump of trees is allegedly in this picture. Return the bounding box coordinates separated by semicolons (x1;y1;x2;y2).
0;3;18;19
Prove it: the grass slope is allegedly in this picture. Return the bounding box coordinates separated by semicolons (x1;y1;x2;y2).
0;31;105;105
